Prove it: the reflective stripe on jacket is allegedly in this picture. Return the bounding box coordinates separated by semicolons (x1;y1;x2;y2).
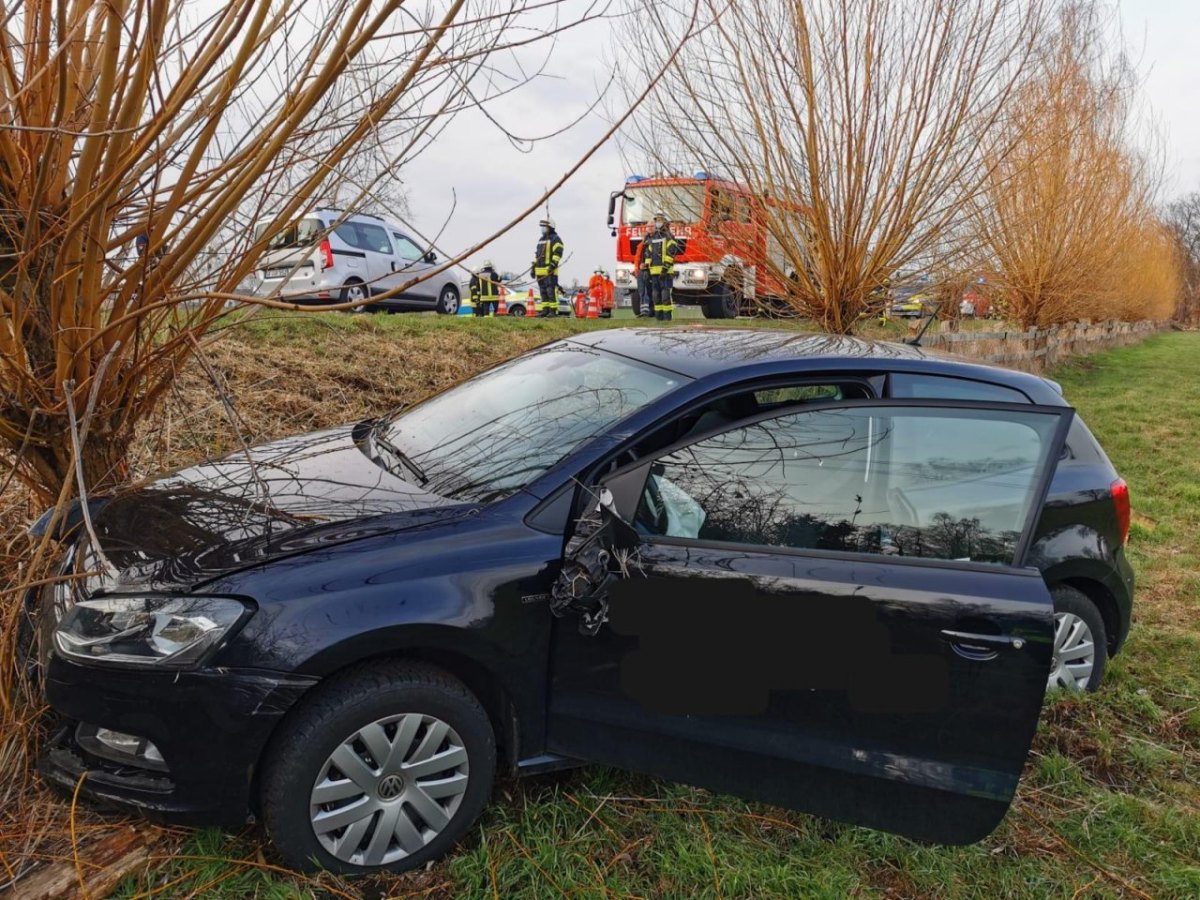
533;231;564;277
470;270;501;302
644;231;678;276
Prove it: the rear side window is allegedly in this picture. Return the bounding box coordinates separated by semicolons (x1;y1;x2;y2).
334;223;363;249
636;405;1061;565
334;222;393;254
890;373;1029;403
356;222;392;254
256;218;322;249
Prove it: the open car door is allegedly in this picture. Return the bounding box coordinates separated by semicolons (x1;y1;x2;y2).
547;400;1073;845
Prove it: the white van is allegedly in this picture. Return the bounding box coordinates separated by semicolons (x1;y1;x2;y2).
254;209;462;313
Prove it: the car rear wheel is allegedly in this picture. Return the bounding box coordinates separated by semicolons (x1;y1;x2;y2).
1048;586;1107;692
507;303;525;317
261;661;495;875
340;279;368;312
435;285;460;315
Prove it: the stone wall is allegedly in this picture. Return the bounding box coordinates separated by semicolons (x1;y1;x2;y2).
919;320;1165;372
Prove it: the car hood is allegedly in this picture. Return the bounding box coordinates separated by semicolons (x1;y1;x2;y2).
83;425;472;591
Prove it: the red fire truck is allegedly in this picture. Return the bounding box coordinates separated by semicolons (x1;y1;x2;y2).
607;173;795;318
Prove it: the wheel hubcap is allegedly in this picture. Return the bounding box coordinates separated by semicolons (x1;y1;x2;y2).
1048;612;1095;690
441;290;458;312
309;713;469;866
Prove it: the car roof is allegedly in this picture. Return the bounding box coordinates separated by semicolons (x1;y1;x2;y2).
257;210;405;231
564;327;1062;402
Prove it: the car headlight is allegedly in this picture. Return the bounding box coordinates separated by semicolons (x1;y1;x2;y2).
684;267;707;282
55;596;249;668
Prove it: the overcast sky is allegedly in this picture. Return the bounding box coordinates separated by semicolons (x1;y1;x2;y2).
401;0;1200;287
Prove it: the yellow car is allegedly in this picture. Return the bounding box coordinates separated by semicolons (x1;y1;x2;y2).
892;291;935;319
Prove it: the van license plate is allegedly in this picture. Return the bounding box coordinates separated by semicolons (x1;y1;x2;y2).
265;267;305;279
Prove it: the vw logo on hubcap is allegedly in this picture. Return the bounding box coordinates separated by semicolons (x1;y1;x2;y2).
378;774;404;800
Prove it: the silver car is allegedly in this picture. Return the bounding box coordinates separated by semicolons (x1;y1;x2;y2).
255;210;462;314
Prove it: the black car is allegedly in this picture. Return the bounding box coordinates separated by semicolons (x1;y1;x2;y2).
34;329;1133;875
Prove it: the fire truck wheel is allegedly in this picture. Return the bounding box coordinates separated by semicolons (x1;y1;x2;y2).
702;284;740;319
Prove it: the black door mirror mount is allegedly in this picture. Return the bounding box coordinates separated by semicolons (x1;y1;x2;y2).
602;462;653;523
424;251;437;264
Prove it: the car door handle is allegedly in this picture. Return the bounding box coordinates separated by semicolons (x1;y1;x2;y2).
940;629;1026;650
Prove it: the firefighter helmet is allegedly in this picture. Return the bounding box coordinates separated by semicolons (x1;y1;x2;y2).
538;218;555;229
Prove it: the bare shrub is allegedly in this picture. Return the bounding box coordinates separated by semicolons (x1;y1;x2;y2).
621;0;1051;332
970;4;1180;326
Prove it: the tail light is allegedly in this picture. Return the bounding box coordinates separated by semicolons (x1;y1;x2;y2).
319;238;334;271
1111;478;1130;545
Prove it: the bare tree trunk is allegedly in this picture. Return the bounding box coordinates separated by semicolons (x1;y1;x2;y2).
620;0;1052;332
0;0;692;504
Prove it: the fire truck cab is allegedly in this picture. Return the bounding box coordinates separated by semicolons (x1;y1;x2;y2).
608;173;793;318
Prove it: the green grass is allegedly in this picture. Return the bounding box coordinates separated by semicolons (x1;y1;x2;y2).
115;331;1200;899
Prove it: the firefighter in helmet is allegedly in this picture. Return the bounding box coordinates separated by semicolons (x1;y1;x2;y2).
588;267;605;312
531;218;564;317
633;238;651;317
601;268;615;318
470;260;502;317
645;210;678;321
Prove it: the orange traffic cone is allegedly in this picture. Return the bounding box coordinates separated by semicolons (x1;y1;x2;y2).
526;288;536;317
497;287;507;316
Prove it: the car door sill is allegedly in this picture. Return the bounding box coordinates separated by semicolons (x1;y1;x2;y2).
548;706;1017;799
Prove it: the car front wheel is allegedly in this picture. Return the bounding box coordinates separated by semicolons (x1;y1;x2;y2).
261;661;495;875
1047;586;1107;692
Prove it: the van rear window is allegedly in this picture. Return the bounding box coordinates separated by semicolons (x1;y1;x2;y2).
255;218;323;250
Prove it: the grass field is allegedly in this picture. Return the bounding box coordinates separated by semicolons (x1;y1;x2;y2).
39;321;1200;897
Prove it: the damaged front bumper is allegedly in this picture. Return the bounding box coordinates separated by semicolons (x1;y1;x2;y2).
39;654;318;826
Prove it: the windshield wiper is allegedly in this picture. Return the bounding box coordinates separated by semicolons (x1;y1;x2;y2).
370;422;428;485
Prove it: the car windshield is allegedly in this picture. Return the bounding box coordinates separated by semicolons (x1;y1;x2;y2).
254;217;323;250
622;185;704;225
381;345;683;503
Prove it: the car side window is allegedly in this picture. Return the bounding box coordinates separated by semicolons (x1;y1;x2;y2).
890;373;1029;402
334;223;363;250
634;405;1061;565
392;234;425;263
355;222;392;255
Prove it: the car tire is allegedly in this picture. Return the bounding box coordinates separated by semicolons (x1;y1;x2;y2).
507;304;525;317
340;279;369;312
435;285;460;315
1048;586;1107;692
260;660;495;875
